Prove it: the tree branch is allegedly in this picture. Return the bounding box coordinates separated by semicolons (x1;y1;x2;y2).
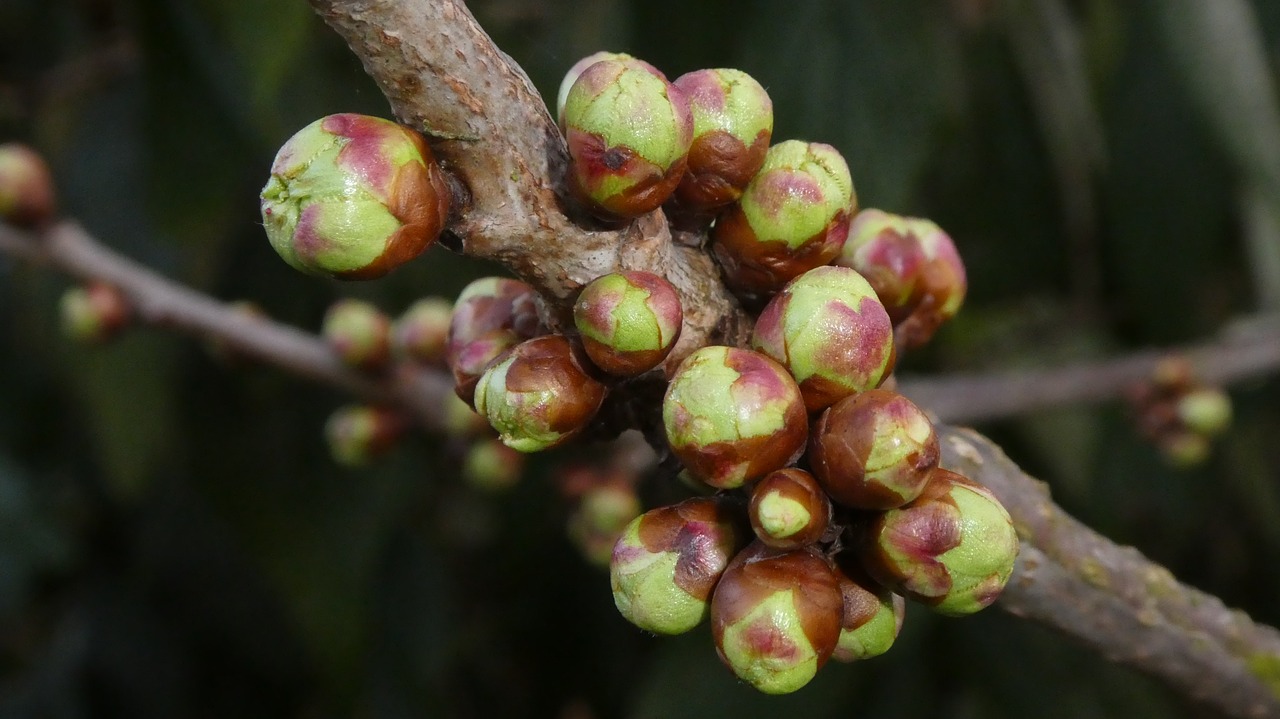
4;217;1280;715
899;318;1280;423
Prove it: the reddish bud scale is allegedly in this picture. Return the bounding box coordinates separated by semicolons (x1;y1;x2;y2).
710;542;843;694
0;143;56;228
748;468;831;550
809;389;939;510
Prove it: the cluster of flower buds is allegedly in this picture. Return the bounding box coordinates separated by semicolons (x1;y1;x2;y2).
1127;356;1232;467
552;52;1010;693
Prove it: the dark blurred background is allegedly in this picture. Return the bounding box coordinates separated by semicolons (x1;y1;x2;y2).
2;0;1280;717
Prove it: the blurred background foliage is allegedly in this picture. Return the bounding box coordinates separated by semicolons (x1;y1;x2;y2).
1;0;1279;716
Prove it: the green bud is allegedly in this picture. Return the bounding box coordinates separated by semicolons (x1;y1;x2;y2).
752;266;895;411
260;114;451;279
446;277;542;406
610;497;744;635
669;68;773;213
663;346;808;489
563;57;693;219
464;439;525;492
60;282;131;344
862;469;1019;616
1176;388;1231;437
569;480;642;567
473;335;607;452
324;405;405;467
574;270;683;376
392;297;453;365
831;557;904;662
322;298;391;371
748;468;831;550
0;143;55;228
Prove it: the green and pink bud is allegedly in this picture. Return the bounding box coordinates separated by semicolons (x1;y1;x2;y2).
463;438;525;492
748;469;831;550
573;270;683;376
836;209;967;350
831;557;905;662
555;51;652;126
710;140;855;295
751;266;895;411
324;404;406;467
563;57;693;219
0;143;55;228
710;542;843;694
446;277;542;405
668;68;773;214
392;297;453;365
809;389;939;510
322;298;391;371
610;496;745;634
473;335;607;452
663;346;808;489
568;479;642;567
861;469;1019;616
260;113;451;279
60;282;131;344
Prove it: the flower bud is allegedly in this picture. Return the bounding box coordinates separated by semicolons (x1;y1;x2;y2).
446;277;542;405
463;438;525;492
751;265;895;411
569;480;642;567
669;68;773;213
260;114;450;279
809;389;939;510
324;405;405;467
710;140;854;295
610;497;744;635
60;282;131;344
663;346;808;489
861;469;1019;616
573;271;683;376
0;143;55;228
836;209;966;349
563;57;693;219
710;542;843;694
322;298;391;371
392;297;453;365
1176;387;1231;438
473;335;607;452
831;557;905;662
748;469;831;550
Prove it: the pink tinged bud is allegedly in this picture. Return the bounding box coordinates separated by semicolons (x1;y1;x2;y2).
710;542;843;694
748;469;831;550
324;405;406;467
59;282;131;344
662;346;808;489
392;297;453;365
260;114;451;279
555;52;655;126
751;266;896;411
472;335;607;453
0;143;55;228
669;68;773;213
562;58;694;219
710;140;855;296
446;277;543;406
831;557;904;662
836;209;967;350
610;497;745;635
573;270;683;376
321;298;392;371
861;469;1019;616
463;439;525;492
809;389;940;510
